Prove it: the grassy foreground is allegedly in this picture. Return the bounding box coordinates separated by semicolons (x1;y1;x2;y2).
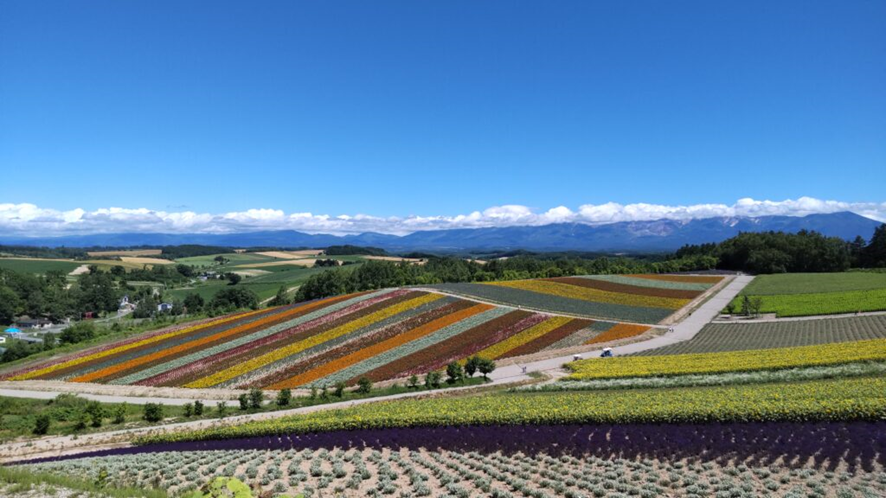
136;376;886;445
0;465;167;498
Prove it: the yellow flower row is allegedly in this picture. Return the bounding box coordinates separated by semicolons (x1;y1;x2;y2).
474;316;573;360
484;280;690;310
11;309;268;381
137;375;886;445
566;338;886;380
184;293;443;388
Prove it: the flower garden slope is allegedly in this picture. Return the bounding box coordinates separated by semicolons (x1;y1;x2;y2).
137;376;886;444
633;314;886;356
566;338;886;380
1;288;620;390
429;274;721;323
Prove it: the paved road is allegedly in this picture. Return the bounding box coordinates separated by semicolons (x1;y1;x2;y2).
713;309;886;324
489;275;754;381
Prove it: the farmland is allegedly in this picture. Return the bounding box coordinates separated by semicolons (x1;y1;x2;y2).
136;376;886;444
430;274;722;323
22;428;886;497
0;258;81;274
565;338;886;380
1;286;646;389
728;272;886;317
632;314;886;355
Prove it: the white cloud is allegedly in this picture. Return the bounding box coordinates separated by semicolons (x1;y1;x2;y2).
0;197;883;238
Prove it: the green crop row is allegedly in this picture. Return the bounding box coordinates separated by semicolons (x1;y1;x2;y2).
729;288;886;317
136;376;886;445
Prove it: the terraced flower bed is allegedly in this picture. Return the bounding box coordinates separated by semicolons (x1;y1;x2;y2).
2;288;617;389
566;338;886;380
22;424;886;498
136;376;886;444
431;274;722;323
633;314;886;356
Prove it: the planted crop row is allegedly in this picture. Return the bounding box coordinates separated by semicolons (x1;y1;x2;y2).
634;314;886;356
23;443;884;498
3;287;612;389
521;361;886;392
566;338;886;380
137;376;886;445
430;282;673;323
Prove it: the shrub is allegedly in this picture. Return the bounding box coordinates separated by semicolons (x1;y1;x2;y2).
33;414;51;435
217;401;228;418
446;362;464;384
86;401;104;427
478;358;496;379
407;374;420;389
277;388;292;406
334;382;345;398
193;400;204;416
238;394;249;411
465;356;481;378
248;388;264;409
424;371;442;389
357;377;372;394
183;403;194;417
112;403;126;424
143;403;164;422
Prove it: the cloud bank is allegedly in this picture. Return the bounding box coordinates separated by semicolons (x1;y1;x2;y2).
1;197;884;238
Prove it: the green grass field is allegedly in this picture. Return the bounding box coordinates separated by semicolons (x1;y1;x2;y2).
739;272;886;295
729;272;886;317
165;265;344;302
0;258;80;274
174;252;280;267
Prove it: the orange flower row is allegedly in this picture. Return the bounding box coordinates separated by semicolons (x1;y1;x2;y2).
267;303;490;389
585;323;650;345
71;303;319;383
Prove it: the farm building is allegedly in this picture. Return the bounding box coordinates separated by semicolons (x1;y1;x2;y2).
15;317;53;330
157;302;174;312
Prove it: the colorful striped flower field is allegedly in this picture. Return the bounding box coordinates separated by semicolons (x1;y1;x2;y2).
431;274;722;323
1;286;646;389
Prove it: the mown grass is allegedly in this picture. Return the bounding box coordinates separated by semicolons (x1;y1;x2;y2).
0;258;81;274
728;272;886;317
738;272;886;295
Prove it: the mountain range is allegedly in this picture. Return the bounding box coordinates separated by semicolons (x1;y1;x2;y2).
0;212;880;253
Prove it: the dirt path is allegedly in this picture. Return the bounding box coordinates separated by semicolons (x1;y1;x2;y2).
259;285;301;306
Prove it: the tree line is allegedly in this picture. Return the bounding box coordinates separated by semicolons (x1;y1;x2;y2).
677;224;886;274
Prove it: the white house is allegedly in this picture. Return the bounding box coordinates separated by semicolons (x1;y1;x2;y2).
157;303;174;313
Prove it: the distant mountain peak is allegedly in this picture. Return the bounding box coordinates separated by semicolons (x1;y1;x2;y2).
0;211;880;253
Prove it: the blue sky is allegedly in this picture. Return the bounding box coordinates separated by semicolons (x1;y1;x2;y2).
1;1;884;234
